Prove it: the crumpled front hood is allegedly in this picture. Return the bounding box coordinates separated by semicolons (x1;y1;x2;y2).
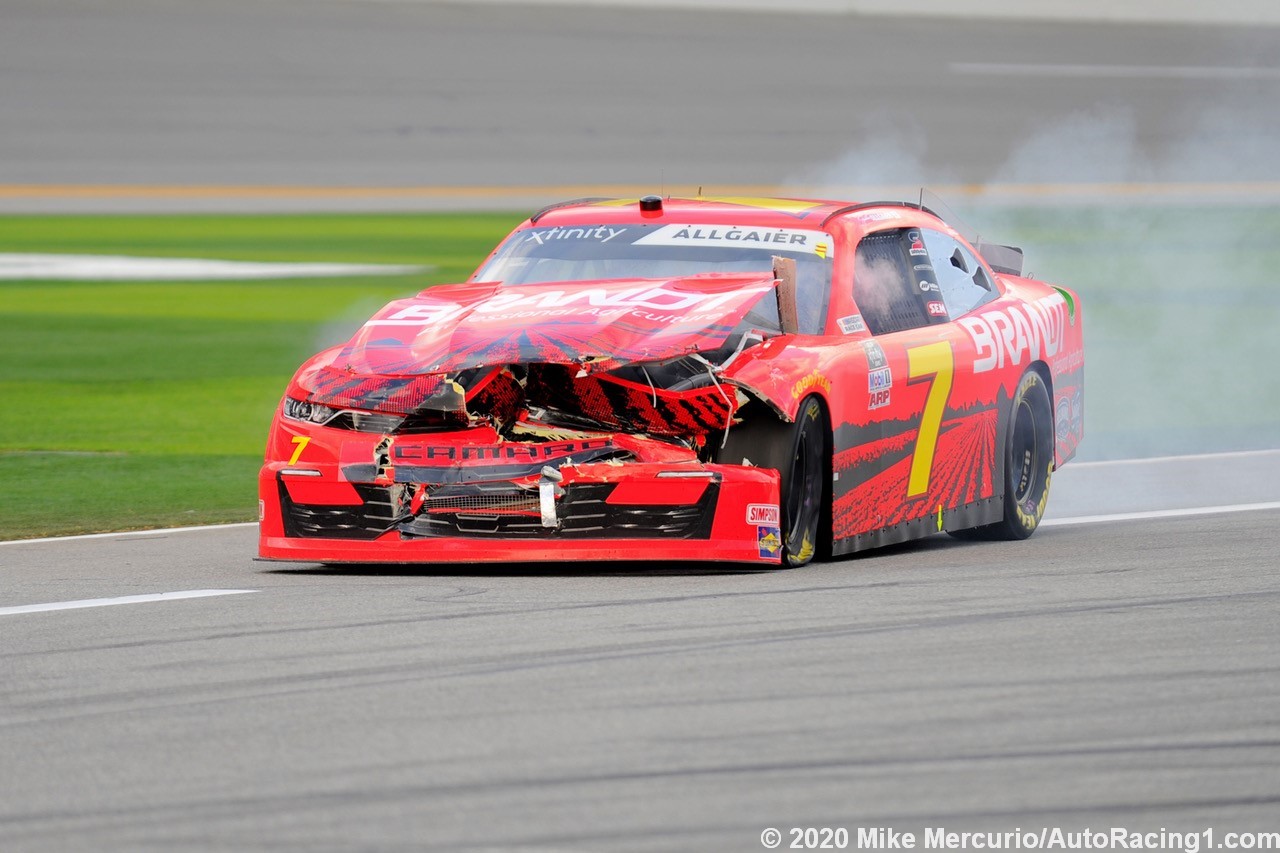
331;274;777;376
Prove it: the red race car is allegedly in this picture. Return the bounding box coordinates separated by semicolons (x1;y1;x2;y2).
259;196;1083;567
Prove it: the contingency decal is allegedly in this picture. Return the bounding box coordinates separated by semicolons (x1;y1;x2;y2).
908;230;928;257
791;370;832;400
863;340;890;409
862;340;887;370
868;365;892;410
757;525;782;559
837;314;867;334
634;224;835;258
746;504;781;525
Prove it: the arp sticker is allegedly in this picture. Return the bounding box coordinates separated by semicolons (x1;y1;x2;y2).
747;504;780;525
837;314;867;334
757;525;782;558
869;389;891;410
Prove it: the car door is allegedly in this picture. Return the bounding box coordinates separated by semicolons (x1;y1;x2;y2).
829;226;1002;553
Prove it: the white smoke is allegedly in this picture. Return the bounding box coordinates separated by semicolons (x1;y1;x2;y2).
790;103;1280;463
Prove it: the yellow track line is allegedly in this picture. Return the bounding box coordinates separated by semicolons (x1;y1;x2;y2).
3;182;1280;200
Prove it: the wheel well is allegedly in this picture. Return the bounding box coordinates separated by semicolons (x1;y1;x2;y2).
799;394;834;560
1029;360;1054;467
1030;360;1053;400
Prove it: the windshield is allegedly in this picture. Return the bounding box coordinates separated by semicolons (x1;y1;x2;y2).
473;223;835;335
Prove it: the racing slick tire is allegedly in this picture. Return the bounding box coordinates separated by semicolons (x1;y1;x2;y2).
720;396;829;566
951;369;1054;541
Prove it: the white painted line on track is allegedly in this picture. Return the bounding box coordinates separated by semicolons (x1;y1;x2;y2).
951;62;1280;80
0;589;258;617
1067;448;1280;469
0;522;258;547
1043;501;1280;527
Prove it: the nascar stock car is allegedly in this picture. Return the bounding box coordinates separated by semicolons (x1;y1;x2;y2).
259;195;1083;567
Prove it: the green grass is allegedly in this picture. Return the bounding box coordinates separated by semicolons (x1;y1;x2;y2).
0;213;520;539
2;205;1278;539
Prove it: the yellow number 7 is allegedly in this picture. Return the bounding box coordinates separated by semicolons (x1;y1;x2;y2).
905;341;954;498
288;436;311;465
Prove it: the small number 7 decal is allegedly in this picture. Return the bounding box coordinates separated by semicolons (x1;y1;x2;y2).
905;341;955;498
288;436;311;465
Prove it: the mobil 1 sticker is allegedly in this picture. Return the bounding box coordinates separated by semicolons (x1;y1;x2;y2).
634;224;835;258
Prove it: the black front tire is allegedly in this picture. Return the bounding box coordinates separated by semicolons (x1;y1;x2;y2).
720;397;828;566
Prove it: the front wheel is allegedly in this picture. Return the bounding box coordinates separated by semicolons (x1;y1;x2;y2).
953;369;1054;541
720;397;828;566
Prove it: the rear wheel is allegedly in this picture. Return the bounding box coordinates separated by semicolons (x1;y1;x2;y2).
720;397;828;566
952;369;1054;541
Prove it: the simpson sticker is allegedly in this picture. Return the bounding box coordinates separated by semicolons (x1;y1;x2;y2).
634;224;834;258
757;525;782;558
927;300;947;317
747;504;781;525
837;314;867;334
862;340;887;370
868;366;892;393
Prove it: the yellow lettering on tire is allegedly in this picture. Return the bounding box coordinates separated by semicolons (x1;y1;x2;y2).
288;436;311;465
906;341;954;498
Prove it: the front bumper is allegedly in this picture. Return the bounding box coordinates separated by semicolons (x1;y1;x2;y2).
258;459;783;565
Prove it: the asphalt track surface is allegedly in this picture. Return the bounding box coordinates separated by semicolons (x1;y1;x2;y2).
4;2;1280;849
4;454;1280;850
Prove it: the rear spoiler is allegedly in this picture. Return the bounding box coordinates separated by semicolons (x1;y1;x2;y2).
977;241;1024;277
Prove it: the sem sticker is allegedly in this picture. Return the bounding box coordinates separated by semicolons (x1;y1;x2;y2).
927;300;947;317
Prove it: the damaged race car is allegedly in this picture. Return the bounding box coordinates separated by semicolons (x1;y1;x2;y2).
259;195;1084;567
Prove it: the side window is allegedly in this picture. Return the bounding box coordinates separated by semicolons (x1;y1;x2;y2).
853;229;946;335
921;230;997;317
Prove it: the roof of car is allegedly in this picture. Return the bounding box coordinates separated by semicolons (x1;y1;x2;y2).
528;196;867;229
